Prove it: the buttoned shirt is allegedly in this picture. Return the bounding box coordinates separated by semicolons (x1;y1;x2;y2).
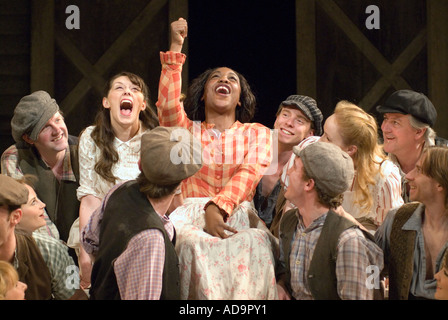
76;125;147;200
156;51;272;217
283;212;384;300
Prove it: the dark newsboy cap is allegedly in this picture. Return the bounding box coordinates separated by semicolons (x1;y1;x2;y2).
278;95;323;136
376;90;437;127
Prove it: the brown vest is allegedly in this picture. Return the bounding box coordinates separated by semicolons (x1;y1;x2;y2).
388;202;420;300
280;209;374;299
16;136;80;242
15;230;52;300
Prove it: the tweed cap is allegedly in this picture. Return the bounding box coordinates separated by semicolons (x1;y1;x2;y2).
11;91;60;143
376;89;437;127
278;95;323;136
140;126;202;186
0;174;29;207
293;141;354;198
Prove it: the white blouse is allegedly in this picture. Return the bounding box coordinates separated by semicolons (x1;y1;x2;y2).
77;125;148;200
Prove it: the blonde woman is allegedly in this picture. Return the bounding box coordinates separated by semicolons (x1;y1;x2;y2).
0;261;27;300
320;101;404;231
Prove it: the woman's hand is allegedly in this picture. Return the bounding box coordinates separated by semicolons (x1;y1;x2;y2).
204;203;237;239
170;17;188;52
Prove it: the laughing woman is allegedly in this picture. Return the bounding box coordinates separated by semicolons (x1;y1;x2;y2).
156;18;277;300
75;72;158;289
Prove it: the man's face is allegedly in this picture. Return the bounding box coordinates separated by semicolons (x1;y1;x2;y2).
0;206;15;247
33;112;69;154
405;156;440;204
380;113;419;156
284;156;308;206
274;107;313;148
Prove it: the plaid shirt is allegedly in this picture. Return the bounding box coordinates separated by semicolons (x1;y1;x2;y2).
156;51;272;217
1;144;77;182
284;212;384;300
1;144;75;239
14;232;77;300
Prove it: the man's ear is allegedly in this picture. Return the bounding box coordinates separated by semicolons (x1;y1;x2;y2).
304;178;315;192
415;127;427;141
9;208;22;226
22;134;34;145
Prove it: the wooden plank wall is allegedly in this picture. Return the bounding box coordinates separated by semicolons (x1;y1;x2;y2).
0;0;30;154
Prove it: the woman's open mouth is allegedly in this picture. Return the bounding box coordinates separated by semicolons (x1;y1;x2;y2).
120;98;133;116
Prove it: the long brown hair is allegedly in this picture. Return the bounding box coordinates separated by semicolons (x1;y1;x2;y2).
91;72;159;184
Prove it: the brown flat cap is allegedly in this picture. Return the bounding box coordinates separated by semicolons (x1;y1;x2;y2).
293;141;354;197
0;175;29;207
140;126;202;185
11;90;60;143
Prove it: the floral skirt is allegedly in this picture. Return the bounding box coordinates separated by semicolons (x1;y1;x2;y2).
169;198;279;300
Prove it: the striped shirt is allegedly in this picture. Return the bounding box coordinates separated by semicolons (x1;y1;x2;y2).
81;183;175;300
156;51;272;217
284;212;384;300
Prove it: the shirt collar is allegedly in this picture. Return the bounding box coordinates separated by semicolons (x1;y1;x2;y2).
402;203;425;231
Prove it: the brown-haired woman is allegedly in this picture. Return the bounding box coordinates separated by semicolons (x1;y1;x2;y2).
75;71;158;289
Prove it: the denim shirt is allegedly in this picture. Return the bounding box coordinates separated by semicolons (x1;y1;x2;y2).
375;203;448;299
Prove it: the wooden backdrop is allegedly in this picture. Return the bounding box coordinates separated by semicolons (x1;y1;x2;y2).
0;0;446;154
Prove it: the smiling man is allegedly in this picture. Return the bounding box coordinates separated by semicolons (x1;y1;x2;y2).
376;89;437;202
375;146;448;300
253;95;322;233
1;91;80;244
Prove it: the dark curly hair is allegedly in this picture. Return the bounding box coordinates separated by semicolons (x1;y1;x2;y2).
183;67;256;123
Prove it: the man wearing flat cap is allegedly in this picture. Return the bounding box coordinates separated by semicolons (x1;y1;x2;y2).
253;95;323;236
377;89;438;203
82;126;202;300
0;174;77;300
1;91;80;244
276;142;384;300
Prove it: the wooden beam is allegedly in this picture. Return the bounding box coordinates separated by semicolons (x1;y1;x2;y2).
169;0;189;90
61;0;168;116
30;0;54;95
316;0;411;97
55;31;106;95
427;0;448;139
360;28;426;110
296;0;316;98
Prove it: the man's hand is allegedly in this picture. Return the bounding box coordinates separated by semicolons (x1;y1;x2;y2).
170;17;188;52
204;203;237;239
